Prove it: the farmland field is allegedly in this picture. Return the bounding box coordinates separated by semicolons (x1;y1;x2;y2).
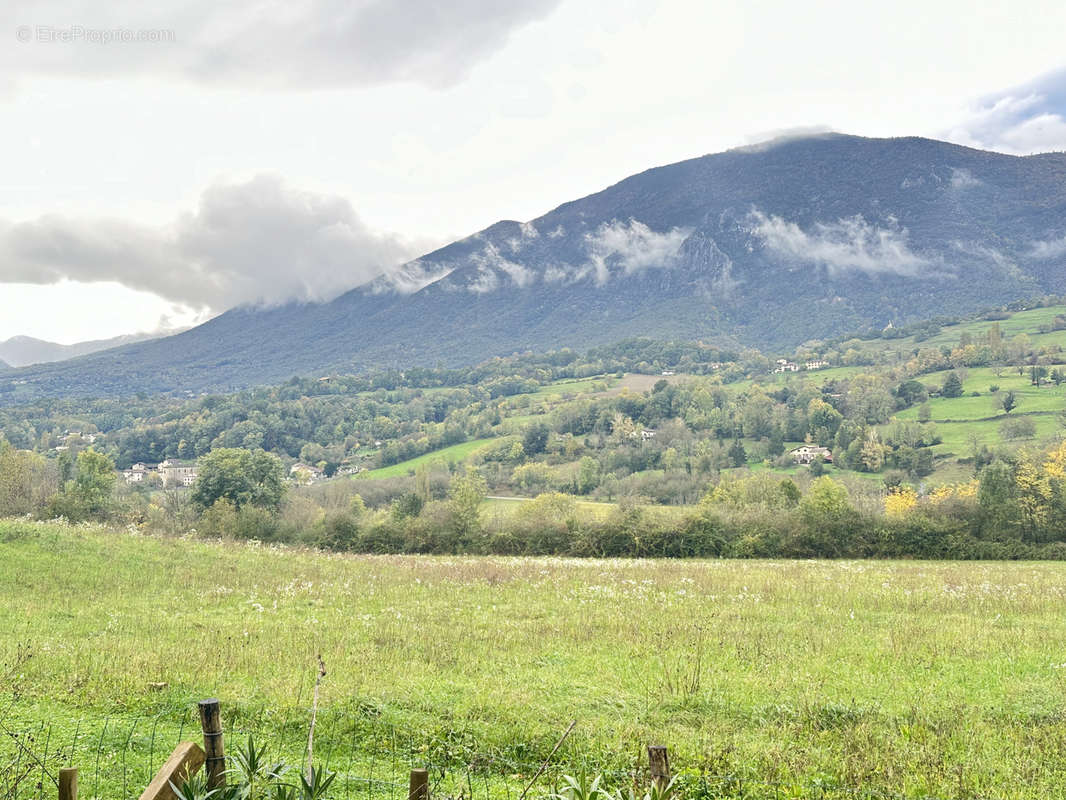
356;438;499;479
5;522;1066;799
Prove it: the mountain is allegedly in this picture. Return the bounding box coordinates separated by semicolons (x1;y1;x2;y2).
0;359;9;372
6;133;1066;399
0;331;178;368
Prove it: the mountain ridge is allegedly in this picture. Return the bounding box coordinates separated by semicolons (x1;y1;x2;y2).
5;133;1066;399
0;331;181;368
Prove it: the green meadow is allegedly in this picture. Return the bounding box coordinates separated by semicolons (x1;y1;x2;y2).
6;521;1066;799
356;438;498;479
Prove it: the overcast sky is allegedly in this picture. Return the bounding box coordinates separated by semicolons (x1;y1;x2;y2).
1;0;1065;344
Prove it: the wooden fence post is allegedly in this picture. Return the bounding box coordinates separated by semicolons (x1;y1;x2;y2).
138;742;206;800
58;768;77;800
408;768;429;800
198;699;225;791
648;746;670;791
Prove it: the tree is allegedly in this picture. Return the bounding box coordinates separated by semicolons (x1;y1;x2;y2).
800;477;851;516
894;380;928;408
859;430;886;472
47;448;116;521
941;372;964;398
1000;390;1018;414
449;466;487;540
917;402;932;423
577;456;599;494
191;448;285;511
522;423;550;455
0;440;55;516
727;439;747;467
847;374;895;423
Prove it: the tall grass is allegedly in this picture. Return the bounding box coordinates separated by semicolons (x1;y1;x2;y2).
5;521;1066;798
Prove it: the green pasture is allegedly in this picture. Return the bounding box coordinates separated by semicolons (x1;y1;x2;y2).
6;522;1066;798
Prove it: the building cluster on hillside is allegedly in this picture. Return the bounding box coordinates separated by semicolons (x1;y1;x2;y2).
53;430;99;452
289;462;326;484
120;459;200;487
772;359;830;374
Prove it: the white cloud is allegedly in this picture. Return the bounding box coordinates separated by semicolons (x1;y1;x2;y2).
947;67;1066;154
372;259;453;294
467;266;500;294
543;265;569;282
0;0;562;90
584;219;688;285
470;243;535;289
949;168;981;189
738;126;836;151
750;211;930;277
0;175;426;311
1030;236;1066;260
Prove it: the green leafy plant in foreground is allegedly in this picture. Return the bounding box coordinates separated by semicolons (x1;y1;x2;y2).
551;773;676;800
168;738;334;800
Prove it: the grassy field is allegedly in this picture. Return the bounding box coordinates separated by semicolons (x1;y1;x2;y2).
6;522;1066;799
864;306;1066;363
356;438;499;479
525;377;615;401
889;367;1066;461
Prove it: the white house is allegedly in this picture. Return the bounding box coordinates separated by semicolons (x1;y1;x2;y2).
790;445;833;465
290;462;326;484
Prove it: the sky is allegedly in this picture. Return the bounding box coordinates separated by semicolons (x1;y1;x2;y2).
1;0;1065;344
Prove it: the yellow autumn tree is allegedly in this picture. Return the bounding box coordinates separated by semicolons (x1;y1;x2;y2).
884;487;918;517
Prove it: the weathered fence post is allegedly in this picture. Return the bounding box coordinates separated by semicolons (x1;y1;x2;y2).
138;742;205;800
198;699;225;791
647;746;670;792
408;768;429;800
58;768;77;800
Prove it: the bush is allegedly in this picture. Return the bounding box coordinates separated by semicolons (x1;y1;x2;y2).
1000;416;1036;440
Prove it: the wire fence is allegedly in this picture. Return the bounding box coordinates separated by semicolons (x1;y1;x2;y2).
0;704;639;800
0;702;1012;800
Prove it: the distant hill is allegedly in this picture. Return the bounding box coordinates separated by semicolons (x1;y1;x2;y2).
0;358;9;372
6;133;1066;399
0;331;176;368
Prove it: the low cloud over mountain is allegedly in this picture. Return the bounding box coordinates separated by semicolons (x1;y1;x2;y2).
0;175;429;312
8;134;1066;399
749;211;931;277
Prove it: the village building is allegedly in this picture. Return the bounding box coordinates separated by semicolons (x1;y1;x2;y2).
790;445;833;465
159;459;199;488
805;360;830;370
122;462;157;484
289;462;326;484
